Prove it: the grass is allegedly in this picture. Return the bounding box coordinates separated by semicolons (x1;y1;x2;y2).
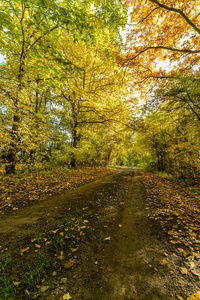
0;252;12;272
123;169;132;175
0;213;88;299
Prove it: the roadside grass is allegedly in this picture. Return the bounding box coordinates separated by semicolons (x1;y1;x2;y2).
0;213;88;299
122;169;132;175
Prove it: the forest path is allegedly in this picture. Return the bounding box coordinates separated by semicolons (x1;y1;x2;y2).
72;168;175;300
0;168;180;299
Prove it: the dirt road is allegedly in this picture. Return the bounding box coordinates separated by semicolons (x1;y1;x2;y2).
0;168;185;299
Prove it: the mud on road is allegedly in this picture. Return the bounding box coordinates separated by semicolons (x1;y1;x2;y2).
0;168;196;299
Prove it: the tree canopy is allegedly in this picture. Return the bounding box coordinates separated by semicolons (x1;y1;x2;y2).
0;0;199;185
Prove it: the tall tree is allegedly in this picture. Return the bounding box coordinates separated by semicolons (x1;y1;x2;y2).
54;36;130;166
0;0;127;173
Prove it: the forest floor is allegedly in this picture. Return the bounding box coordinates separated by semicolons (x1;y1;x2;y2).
0;167;200;299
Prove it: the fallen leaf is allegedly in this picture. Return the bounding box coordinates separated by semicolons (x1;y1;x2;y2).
178;248;185;253
170;240;179;244
63;293;72;300
179;267;188;275
159;259;167;266
176;295;183;300
190;261;195;270
191;270;200;277
35;244;41;248
163;252;168;257
14;282;20;286
72;248;78;253
45;241;51;245
154;267;158;272
51;229;59;234
64;259;76;269
20;247;30;256
118;224;122;228
187;290;200;300
104;237;111;241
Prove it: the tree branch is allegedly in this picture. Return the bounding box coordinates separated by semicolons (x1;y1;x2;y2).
123;46;200;65
149;0;200;34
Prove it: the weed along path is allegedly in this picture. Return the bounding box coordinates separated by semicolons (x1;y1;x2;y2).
0;168;198;299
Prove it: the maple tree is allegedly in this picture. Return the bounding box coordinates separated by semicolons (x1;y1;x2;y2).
119;0;200;89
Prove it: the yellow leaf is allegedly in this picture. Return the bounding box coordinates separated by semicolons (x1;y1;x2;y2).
104;237;111;241
159;259;167;266
51;229;59;234
187;291;200;300
20;247;30;256
14;282;20;286
190;261;195;270
63;293;72;300
64;259;76;269
45;241;51;245
179;267;188;275
118;224;122;228
72;248;78;252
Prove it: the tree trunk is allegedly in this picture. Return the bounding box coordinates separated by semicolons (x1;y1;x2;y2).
5;100;20;174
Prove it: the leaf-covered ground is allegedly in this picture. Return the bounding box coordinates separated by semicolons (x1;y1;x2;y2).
142;171;200;300
1;168;200;299
0;167;117;215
